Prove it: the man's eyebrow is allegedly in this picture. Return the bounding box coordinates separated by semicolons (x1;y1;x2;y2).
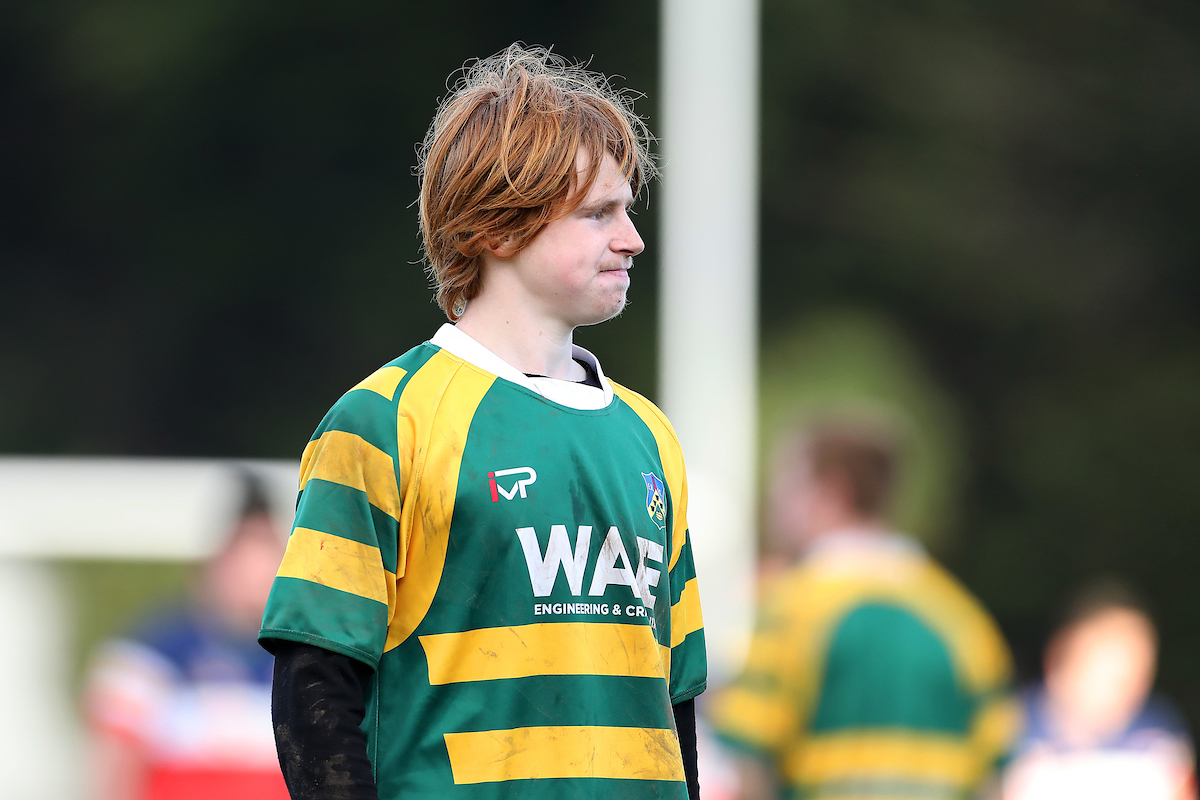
579;198;635;213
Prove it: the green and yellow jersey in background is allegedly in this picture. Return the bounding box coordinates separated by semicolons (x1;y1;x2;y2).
260;324;706;800
710;532;1017;800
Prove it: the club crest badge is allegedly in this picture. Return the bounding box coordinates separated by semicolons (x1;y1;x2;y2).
641;472;667;530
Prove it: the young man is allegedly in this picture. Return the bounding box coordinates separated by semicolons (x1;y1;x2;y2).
710;422;1016;800
258;44;706;800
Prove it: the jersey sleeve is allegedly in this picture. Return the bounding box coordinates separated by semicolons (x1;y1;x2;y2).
666;464;706;704
965;620;1021;773
259;374;405;670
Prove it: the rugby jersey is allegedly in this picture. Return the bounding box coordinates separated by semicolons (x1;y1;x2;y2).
259;324;706;800
710;531;1017;800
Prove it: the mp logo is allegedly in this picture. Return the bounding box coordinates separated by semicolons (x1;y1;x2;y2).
488;467;537;502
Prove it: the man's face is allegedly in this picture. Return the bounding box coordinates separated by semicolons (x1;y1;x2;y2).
502;150;645;328
1045;608;1158;743
204;514;285;634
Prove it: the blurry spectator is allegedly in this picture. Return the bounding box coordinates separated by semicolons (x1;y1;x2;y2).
1002;580;1197;800
85;472;288;800
709;421;1018;799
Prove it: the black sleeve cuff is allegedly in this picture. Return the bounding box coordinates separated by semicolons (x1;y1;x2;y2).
271;641;379;800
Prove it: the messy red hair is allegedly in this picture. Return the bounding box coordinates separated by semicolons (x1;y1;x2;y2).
417;43;656;320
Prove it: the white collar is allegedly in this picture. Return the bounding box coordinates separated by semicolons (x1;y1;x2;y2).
804;528;924;559
430;323;614;411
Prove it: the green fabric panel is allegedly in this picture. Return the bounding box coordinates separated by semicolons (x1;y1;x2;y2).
670;625;708;702
296;479;399;573
668;536;698;606
810;603;973;734
259;576;388;668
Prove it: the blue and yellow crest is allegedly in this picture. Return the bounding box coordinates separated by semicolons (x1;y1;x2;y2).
641;472;667;530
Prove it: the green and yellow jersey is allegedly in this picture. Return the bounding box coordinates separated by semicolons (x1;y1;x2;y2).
260;324;706;800
711;533;1017;800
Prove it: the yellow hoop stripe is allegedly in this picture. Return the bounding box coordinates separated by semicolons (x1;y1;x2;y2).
444;725;685;784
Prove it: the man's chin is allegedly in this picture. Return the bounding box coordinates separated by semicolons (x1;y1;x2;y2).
576;294;630;327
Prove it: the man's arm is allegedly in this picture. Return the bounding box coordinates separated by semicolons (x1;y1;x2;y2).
260;381;407;797
674;698;700;799
271;641;378;800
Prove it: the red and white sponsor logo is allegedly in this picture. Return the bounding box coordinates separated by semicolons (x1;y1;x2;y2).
487;467;537;502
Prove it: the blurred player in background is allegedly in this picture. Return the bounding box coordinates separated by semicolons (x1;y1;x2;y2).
259;44;705;800
709;421;1017;799
1002;580;1196;800
86;472;287;800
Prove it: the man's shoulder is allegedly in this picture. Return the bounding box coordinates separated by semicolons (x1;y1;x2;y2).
319;342;445;417
348;342;442;401
766;560;884;626
301;342;448;459
609;380;681;445
912;553;1004;628
771;541;974;621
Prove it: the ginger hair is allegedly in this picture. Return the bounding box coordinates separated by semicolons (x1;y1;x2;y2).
416;43;656;320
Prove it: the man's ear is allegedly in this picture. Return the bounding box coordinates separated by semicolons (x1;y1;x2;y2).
484;235;519;259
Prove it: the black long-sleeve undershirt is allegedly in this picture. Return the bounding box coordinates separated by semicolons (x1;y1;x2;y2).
675;688;701;800
270;641;699;799
270;641;378;800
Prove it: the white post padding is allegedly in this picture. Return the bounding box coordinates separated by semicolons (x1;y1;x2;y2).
660;0;760;684
0;457;298;559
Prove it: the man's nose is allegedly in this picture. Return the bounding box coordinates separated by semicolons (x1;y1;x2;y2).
616;213;645;256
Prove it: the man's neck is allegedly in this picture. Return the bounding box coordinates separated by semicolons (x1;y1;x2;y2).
454;291;584;381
